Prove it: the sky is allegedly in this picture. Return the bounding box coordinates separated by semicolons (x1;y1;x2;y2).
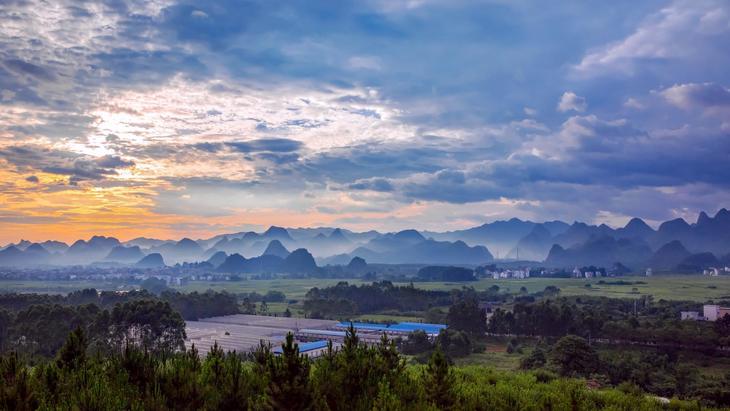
1;0;729;243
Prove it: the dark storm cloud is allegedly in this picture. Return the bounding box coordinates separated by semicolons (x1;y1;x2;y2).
2;59;57;81
0;146;135;183
226;138;303;153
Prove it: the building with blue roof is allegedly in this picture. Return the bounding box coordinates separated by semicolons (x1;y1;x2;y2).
335;321;446;337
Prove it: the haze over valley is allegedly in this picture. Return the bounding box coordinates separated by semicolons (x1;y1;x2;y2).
2;208;729;276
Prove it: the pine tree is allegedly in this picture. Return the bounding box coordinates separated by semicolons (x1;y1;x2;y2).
424;347;455;409
267;332;311;410
56;326;87;371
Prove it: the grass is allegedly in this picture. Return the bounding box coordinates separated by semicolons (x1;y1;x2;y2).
454;339;522;370
178;278;371;301
3;275;730;303
408;275;730;302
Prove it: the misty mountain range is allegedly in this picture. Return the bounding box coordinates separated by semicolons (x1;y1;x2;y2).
2;209;730;273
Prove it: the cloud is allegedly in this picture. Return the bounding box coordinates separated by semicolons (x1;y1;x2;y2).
347;177;394;192
2;0;730;239
0;145;135;184
660;82;730;111
25;175;39;183
347;56;382;71
2;59;57;81
574;1;730;75
557;92;587;112
198;138;304;154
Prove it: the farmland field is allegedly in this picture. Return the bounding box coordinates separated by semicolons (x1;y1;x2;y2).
1;275;730;302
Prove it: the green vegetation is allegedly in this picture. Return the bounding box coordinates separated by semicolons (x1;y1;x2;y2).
4;274;730;303
0;326;715;410
0;289;239;359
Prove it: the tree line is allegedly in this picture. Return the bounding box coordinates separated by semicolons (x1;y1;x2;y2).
303;281;477;318
0;288;240;321
0;288;241;360
487;295;724;349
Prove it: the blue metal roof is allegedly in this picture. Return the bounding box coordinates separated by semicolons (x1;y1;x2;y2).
336;321;446;335
274;339;329;354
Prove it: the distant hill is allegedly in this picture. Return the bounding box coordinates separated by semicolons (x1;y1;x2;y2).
216;253;248;273
508;224;553;261
105;246;145;263
648;240;691;271
545;236;652;269
3;208;730;268
63;236;121;265
346;256;368;274
616;218;654;240
281;248;318;274
262;240;290;259
431;218;537;257
216;247;319;274
676;252;720;272
39;240;69;254
136;253;165;268
0;243;54;267
150;238;204;264
206;251;228;269
348;235;493;265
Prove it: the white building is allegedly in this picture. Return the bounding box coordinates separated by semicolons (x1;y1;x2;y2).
645;268;652;277
703;304;730;321
680;311;701;321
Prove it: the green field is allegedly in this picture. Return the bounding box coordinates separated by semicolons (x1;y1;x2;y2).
2;275;730;303
404;275;730;302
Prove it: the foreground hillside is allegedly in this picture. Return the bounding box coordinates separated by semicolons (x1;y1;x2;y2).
0;327;713;411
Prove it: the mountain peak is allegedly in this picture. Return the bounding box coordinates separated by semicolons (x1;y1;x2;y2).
625;217;649;229
282;248;318;273
263;226;292;240
136;253;165;268
393;229;425;242
263;240;290;258
347;256;368;272
715;208;730;221
697;211;711;225
25;243;48;254
206;251;228;268
329;228;347;239
620;217;653;237
658;217;690;233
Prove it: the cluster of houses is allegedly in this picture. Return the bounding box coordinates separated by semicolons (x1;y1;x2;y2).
702;267;730;277
572;267;607;278
680;304;730;321
489;268;531;280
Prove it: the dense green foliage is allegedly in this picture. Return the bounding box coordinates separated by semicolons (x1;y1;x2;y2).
1;299;185;359
0;288;240;321
515;334;730;407
304;281;452;318
0;288;238;359
0;326;713;410
487;295;721;348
